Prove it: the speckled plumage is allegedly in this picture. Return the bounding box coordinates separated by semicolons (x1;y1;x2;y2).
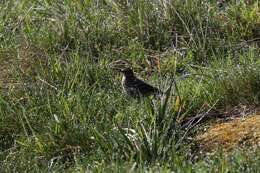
120;68;160;97
109;59;161;97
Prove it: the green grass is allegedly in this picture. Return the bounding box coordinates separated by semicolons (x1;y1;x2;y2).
1;0;260;172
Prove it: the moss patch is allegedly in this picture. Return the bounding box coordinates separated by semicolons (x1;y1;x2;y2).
197;115;260;152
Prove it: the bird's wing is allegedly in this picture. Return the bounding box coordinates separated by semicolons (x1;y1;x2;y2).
133;78;159;95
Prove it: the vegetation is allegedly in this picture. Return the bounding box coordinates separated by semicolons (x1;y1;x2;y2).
0;0;260;172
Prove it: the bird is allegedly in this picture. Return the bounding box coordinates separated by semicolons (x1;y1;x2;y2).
109;59;161;97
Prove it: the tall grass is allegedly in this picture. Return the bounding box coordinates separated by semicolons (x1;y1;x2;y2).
0;0;260;172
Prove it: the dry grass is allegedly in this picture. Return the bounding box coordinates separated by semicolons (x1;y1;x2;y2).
197;115;260;152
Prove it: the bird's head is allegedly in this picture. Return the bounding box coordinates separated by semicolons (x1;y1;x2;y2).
109;59;134;76
108;59;131;70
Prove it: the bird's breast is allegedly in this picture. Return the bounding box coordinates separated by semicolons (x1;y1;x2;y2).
121;75;137;96
121;75;127;92
121;75;126;86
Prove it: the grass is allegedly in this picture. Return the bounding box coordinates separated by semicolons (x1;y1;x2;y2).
0;0;260;172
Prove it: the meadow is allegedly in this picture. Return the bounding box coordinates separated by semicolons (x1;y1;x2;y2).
0;0;260;172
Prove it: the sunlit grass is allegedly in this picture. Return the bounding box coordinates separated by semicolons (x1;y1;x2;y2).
0;0;260;172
